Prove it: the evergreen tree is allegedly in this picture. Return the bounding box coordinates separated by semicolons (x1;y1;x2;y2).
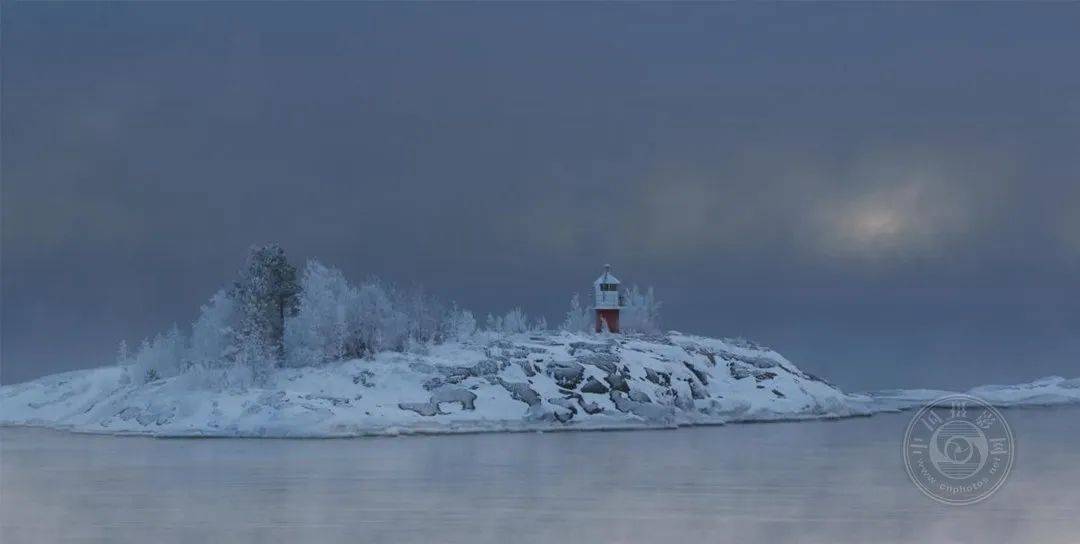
231;243;300;362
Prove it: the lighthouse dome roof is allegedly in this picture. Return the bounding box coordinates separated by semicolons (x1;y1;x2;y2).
593;265;620;285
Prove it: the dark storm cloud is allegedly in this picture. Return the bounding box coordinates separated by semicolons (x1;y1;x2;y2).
3;3;1079;388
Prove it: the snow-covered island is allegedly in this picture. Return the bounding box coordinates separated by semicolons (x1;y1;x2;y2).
1;331;868;437
6;330;1080;438
3;245;1079;437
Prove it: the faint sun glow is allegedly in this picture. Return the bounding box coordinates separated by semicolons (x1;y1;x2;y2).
849;207;904;241
819;177;952;257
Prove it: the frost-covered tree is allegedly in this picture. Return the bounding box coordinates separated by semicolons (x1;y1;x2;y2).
485;307;544;334
441;304;476;341
394;285;445;346
285;260;362;366
288;272;454;361
560;293;592;332
189;289;239;368
501;307;529;333
116;340;131;366
485;313;501;333
127;324;188;384
231;244;300;361
620;285;662;334
112;244;557;382
355;280;409;356
234;324;277;385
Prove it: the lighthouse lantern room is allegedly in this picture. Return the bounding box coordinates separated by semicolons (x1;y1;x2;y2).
593;264;622;333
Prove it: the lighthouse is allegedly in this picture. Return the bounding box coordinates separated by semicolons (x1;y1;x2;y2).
594;264;622;333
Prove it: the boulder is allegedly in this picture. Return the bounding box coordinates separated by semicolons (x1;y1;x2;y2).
683;362;709;385
580;377;609;394
577;353;619;374
604;373;630;393
398;402;440;417
644;367;670;387
497;379;542;406
609;391;672;421
577;400;603;415
689;380;709;400
545;361;585;390
431;387;477;410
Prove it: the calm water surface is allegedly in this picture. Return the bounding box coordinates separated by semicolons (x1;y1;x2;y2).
3;408;1079;543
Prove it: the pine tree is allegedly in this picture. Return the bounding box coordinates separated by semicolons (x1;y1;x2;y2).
231;243;300;362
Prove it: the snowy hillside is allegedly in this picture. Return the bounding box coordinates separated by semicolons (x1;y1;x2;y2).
2;331;871;437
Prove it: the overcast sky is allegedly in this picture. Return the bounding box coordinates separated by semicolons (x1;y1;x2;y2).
3;3;1079;389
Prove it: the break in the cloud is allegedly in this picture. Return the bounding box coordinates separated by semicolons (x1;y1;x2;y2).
811;150;1015;263
516;146;1022;274
3;2;1079;388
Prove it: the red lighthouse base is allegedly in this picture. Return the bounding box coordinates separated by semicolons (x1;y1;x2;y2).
595;309;620;333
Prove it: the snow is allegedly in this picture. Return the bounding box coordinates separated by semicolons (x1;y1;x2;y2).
3;331;1077;438
854;376;1080;411
593;269;620;285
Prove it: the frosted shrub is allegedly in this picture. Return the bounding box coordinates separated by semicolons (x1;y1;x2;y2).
115;244;583;381
560;293;592;333
484;313;500;333
189;290;238;368
355;280;409;356
284;261;486;363
285;261;360;366
116;340;131;365
485;308;546;335
403;336;430;355
442;304;477;341
285;263;462;363
620;286;662;334
182;289;258;390
502;308;529;333
127;325;188;384
235;326;278;385
394;285;445;346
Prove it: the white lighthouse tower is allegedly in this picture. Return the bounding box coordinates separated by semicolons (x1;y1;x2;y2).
593;264;621;333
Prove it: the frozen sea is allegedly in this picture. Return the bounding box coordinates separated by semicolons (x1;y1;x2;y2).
3;408;1079;544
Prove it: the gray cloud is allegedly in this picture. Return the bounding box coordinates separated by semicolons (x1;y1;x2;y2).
3;3;1079;389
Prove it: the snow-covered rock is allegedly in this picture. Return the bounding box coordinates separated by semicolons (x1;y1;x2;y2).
1;332;870;437
3;332;1077;438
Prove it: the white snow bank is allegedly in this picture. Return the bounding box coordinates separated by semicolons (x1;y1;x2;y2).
855;376;1080;412
3;332;1076;438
